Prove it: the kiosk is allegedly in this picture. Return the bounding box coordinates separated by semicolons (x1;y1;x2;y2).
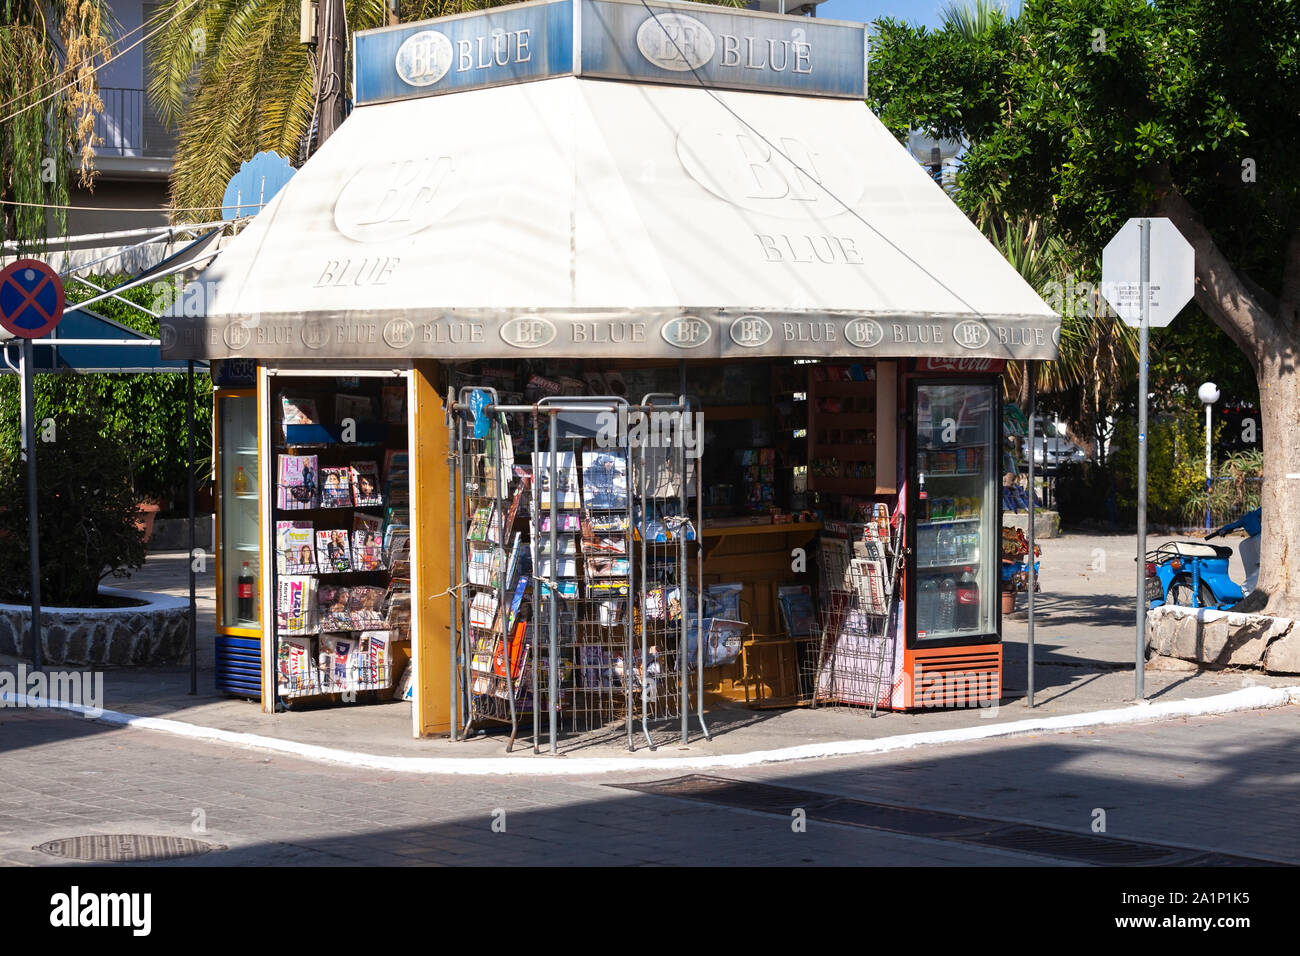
163;0;1059;741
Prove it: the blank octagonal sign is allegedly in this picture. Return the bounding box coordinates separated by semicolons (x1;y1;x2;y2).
1101;217;1195;328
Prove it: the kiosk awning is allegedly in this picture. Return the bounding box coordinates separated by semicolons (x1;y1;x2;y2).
162;74;1059;361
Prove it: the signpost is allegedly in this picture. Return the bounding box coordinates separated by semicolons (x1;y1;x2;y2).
0;259;66;670
1101;218;1194;701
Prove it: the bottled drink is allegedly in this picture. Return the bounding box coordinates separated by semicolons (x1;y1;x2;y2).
233;465;248;494
936;527;954;564
956;566;979;630
937;577;957;631
238;561;256;622
918;577;938;634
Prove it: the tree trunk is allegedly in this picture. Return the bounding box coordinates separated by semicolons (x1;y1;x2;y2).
1154;176;1300;617
1235;355;1300;616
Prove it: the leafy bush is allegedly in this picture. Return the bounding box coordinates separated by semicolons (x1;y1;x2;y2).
1109;411;1209;526
0;381;146;606
0;274;213;508
1183;448;1263;527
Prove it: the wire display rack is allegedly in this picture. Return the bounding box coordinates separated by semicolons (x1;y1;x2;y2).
448;387;709;753
803;512;904;715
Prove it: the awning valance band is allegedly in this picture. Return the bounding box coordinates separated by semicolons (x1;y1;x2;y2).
163;308;1059;361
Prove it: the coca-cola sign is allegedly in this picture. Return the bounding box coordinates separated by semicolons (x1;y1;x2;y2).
915;357;1007;374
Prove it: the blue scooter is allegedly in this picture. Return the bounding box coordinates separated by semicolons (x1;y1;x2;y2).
1145;508;1260;610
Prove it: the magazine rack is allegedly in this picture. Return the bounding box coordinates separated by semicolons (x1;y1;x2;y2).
448;387;710;753
805;512;904;716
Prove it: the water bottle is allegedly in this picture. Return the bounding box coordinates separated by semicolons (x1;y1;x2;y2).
938;577;957;631
936;527;954;565
918;578;938;634
956;566;979;630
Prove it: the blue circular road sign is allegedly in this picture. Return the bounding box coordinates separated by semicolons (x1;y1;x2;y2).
0;259;65;339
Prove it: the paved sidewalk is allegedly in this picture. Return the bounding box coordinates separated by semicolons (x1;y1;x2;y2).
2;536;1293;764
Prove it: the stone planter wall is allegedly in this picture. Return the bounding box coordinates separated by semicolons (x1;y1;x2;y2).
1146;604;1300;674
0;588;190;666
1002;509;1061;539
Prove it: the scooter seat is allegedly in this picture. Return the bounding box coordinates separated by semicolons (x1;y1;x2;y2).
1165;541;1233;560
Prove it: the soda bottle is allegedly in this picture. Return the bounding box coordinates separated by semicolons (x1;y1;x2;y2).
956;566;979;630
234;465;248;494
238;561;256;622
938;577;957;631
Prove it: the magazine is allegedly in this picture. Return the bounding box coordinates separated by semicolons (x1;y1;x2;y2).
277;576;318;634
316;529;352;573
351;461;383;507
352;526;384;571
532;452;581;509
581;451;629;510
335;394;375;423
319;633;356;689
318;585;353;631
467;503;497;542
277;454;318;510
280;395;318;426
276;521;317;574
319;466;353;508
537;511;581;533
381;386;406;424
585;555;630;578
777;585;819;637
349;587;387;629
355;631;391;690
277;636;317;693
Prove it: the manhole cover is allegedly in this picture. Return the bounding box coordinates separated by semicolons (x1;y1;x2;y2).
35;835;225;862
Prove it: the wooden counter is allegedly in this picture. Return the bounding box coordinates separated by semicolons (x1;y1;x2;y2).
692;521;822;706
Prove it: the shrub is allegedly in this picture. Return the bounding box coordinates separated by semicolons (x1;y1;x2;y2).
0;384;145;607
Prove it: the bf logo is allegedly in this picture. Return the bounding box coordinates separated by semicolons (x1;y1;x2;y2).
729;316;773;348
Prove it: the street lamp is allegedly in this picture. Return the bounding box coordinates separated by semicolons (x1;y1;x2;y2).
1198;381;1220;531
906;131;963;185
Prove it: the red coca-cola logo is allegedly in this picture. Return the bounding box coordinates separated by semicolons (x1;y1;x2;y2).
238;582;254;598
956;589;979;604
916;357;1007;374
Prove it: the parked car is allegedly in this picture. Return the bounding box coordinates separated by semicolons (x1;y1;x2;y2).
1029;428;1087;467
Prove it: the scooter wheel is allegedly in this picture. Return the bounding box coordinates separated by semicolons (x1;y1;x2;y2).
1166;573;1217;609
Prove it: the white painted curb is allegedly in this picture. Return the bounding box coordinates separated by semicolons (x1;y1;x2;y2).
3;685;1298;776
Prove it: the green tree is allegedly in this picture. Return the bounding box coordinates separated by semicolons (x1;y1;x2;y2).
871;0;1300;615
1;0;110;249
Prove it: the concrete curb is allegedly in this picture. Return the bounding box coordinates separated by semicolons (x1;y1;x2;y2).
4;684;1298;776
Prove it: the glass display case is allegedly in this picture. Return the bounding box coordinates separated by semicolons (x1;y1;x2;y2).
217;391;261;631
908;380;999;642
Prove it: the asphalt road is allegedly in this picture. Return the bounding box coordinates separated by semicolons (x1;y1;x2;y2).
2;702;1296;867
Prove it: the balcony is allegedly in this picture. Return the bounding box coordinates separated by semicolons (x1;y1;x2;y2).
91;86;176;163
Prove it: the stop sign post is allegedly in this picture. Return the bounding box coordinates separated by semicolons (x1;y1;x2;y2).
1;258;66;670
1101;220;1195;702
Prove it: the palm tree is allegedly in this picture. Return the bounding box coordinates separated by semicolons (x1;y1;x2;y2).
1;0;110;250
147;0;741;217
938;0;1011;39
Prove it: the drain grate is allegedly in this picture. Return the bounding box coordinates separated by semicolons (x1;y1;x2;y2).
614;775;1289;867
36;834;225;863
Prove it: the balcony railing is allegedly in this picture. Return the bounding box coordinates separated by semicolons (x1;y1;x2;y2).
91;86;176;159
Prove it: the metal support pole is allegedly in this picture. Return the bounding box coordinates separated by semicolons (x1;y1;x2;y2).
1136;218;1150;701
1205;404;1213;533
187;361;197;695
21;340;42;670
678;364;688;745
448;389;460;741
548;413;559;754
1026;362;1036;709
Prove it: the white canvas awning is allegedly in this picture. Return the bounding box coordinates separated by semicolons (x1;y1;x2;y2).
162;74;1059;361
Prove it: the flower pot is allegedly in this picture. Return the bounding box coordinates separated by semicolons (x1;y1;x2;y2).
1001;590;1016;614
135;502;161;544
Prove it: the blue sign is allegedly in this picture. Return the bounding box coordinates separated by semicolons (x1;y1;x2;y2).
354;0;574;106
578;0;867;98
222;151;296;219
352;0;866;107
